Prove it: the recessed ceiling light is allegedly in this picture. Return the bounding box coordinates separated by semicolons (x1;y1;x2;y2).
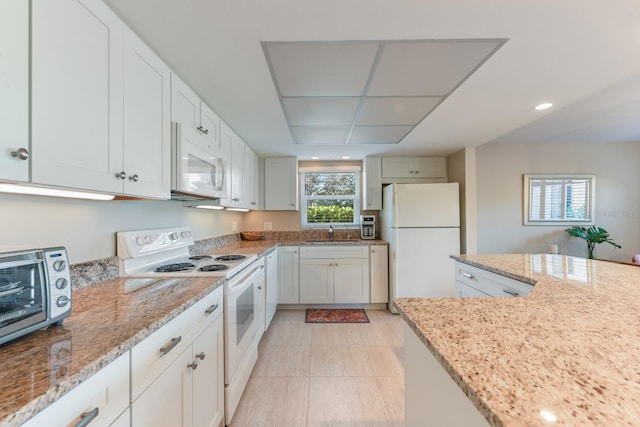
534;102;553;111
341;156;351;159
311;156;320;160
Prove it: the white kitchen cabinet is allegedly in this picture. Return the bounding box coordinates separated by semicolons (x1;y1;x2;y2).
454;262;533;298
131;286;224;427
122;27;171;199
32;0;124;194
220;122;244;208
256;259;266;341
264;157;299;210
299;246;370;304
382;157;446;179
22;352;130;427
0;0;29;182
265;249;278;330
370;245;389;303
171;73;221;153
277;246;300;304
363;157;382;210
244;146;259;209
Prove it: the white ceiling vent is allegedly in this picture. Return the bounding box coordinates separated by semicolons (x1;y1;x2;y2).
263;39;506;145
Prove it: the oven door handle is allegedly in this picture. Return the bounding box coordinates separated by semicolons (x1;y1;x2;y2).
228;264;260;291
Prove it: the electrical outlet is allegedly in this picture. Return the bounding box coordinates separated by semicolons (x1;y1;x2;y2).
231;222;238;232
264;222;273;230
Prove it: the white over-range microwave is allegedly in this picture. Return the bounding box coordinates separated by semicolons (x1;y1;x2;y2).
171;122;226;201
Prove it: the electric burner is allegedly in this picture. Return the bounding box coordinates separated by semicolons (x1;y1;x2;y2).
215;254;246;262
198;264;230;272
154;263;196;273
189;255;213;261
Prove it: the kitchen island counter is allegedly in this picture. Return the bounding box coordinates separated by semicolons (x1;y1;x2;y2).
395;254;640;427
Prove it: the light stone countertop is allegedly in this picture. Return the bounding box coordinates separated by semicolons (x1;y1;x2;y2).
394;254;640;427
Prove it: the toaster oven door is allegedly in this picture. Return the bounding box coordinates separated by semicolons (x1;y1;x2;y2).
0;255;47;343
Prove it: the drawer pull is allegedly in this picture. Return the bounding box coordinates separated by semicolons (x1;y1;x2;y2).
204;304;219;315
75;407;99;427
502;288;519;297
159;336;182;356
462;272;474;279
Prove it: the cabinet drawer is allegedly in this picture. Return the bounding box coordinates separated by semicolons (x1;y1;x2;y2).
23;352;130;427
455;262;533;297
131;286;223;399
300;246;369;259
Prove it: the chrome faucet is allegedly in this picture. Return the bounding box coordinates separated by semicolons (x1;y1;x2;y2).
328;225;334;240
343;224;353;240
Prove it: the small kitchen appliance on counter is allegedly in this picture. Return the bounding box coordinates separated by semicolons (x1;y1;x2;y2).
0;247;72;345
360;215;376;239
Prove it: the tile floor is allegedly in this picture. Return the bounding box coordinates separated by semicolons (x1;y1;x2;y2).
230;309;405;427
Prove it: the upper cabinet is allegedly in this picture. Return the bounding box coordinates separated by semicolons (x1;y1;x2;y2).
382;157;446;179
244;147;259;208
264;157;298;210
0;0;29;182
171;74;221;154
363;157;382;210
220;122;260;210
31;0;171;198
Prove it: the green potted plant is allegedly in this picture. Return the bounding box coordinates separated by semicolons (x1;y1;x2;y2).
566;226;621;259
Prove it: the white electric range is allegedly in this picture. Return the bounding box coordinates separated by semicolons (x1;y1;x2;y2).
116;226;263;424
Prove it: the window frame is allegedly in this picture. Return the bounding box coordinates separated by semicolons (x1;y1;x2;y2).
300;166;361;228
523;174;596;226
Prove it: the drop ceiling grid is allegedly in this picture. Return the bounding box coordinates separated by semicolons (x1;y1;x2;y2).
263;39;506;145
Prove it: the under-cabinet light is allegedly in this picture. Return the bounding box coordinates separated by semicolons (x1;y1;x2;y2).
225;208;250;212
534;102;553;111
195;205;224;210
0;183;114;200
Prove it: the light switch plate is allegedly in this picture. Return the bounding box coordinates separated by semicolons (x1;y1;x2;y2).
264;222;273;230
232;222;238;232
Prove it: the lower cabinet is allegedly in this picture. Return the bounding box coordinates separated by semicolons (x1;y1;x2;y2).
265;249;278;330
454;262;533;298
299;246;370;304
22;352;130;427
131;286;224;427
277;246;300;304
370;245;389;303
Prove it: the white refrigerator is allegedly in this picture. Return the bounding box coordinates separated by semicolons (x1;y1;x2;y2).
380;183;460;311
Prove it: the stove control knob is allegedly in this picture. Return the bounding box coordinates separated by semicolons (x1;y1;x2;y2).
55;278;68;289
181;231;191;238
169;232;178;241
145;235;154;244
136;236;145;246
56;295;70;308
53;260;66;272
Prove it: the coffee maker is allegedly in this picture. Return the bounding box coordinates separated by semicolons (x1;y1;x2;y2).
360;215;375;240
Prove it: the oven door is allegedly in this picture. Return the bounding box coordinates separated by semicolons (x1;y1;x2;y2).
0;254;47;345
224;263;260;383
172;122;226;199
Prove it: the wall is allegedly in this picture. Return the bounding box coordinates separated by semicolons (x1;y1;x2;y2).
447;147;478;254
476;141;640;261
0;193;245;263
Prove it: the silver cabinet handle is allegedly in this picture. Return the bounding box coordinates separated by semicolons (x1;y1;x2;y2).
74;407;99;427
159;336;182;356
462;272;474;279
197;125;204;133
251;202;257;205
258;286;262;290
10;148;29;160
196;352;205;360
115;171;126;180
203;128;209;135
187;360;198;370
502;288;519;297
204;304;219;315
128;174;139;182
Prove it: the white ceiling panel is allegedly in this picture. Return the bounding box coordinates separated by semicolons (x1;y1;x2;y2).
283;97;360;126
357;96;442;125
290;126;351;144
348;125;413;144
367;40;504;96
265;42;379;96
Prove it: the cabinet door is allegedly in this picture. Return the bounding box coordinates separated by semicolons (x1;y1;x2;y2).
243;147;258;208
132;347;193;427
381;158;413;178
277;246;299;304
255;265;266;341
199;102;220;153
32;0;124;193
413;157;446;178
264;157;298;210
265;250;278;330
299;259;334;303
192;316;224;427
122;27;170;199
171;74;200;139
220;123;244;206
370;245;389;303
455;281;491;298
333;258;370;303
363;157;382;210
0;0;29;182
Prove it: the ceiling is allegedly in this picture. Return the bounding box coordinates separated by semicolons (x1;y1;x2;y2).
103;0;640;159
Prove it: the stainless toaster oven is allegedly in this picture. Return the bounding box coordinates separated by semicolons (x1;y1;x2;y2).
0;247;72;345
